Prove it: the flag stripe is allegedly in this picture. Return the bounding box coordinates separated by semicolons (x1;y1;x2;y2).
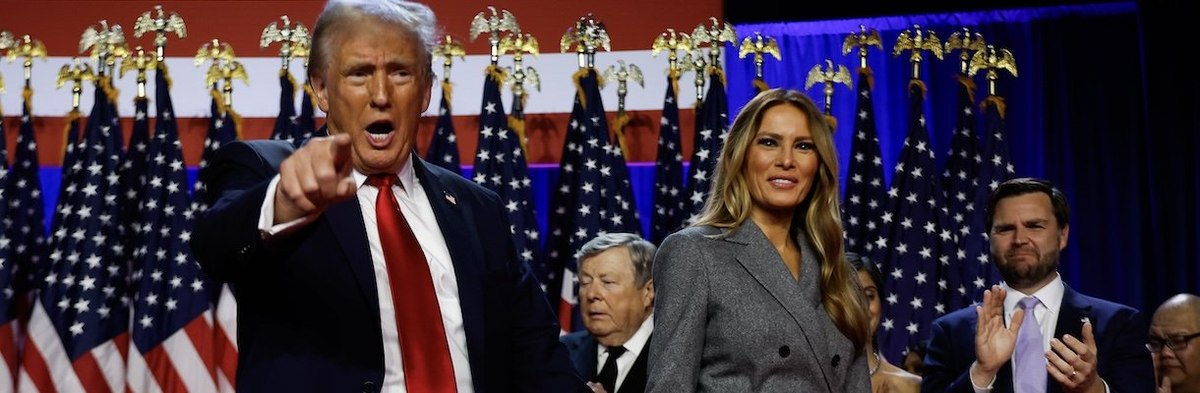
4;109;696;168
176;317;217;389
21;302;84;393
0;323;16;388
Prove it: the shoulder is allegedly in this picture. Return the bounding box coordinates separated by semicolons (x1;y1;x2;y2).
931;304;978;330
415;156;501;205
560;330;593;348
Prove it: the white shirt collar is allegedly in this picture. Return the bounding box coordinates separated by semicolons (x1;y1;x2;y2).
1001;272;1065;316
621;313;654;357
352;156;416;194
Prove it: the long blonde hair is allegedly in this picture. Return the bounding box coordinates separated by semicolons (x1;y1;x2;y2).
693;88;870;352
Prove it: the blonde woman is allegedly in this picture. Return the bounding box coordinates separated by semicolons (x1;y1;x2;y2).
646;88;871;392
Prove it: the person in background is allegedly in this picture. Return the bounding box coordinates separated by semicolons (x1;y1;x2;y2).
647;88;871;392
190;0;587;391
904;341;929;376
1149;293;1200;393
922;177;1154;392
849;252;921;392
562;233;657;393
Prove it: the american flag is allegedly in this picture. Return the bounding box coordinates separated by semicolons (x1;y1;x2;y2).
427;79;462;175
125;66;217;393
972;94;1015;288
684;71;729;222
117;97;150;296
50;110;84;235
938;74;981;310
194;88;241;393
19;78;131;393
874;81;961;362
547;68;641;333
471;67;544;287
191;89;241;216
650;71;686;245
295;81;317;145
841;68;888;255
269;71;299;146
1;93;16;389
7;88;50;303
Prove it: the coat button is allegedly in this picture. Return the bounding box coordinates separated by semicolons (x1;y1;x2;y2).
361;381;376;393
831;354;841;367
778;345;790;358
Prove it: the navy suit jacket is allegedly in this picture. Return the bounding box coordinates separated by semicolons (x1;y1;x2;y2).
192;139;588;392
921;283;1154;393
560;331;649;393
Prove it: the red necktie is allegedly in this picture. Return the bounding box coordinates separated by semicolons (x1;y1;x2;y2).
368;174;457;392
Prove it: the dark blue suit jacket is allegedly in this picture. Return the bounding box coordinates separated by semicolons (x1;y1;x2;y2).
921;284;1154;393
560;331;649;393
192;139;588;392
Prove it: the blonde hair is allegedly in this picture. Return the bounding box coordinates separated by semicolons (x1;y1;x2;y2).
693;88;871;352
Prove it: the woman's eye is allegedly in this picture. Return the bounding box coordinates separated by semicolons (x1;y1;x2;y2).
796;142;815;151
757;138;777;147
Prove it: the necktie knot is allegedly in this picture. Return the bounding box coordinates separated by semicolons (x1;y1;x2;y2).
1019;296;1041;312
598;345;627;393
367;173;398;189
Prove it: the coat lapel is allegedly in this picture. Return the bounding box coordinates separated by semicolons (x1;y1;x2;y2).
410;156;487;382
325;198;380;310
619;335;650;393
728;220;832;377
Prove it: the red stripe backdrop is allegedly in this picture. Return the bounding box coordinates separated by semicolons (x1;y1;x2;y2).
1;0;719;167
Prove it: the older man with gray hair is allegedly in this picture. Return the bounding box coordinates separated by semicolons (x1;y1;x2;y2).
563;233;657;393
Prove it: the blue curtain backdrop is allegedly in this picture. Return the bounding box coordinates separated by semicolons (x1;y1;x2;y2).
30;1;1196;317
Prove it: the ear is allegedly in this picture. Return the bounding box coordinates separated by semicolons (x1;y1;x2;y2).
1059;223;1070;251
641;279;655;308
311;74;331;112
420;72;433;112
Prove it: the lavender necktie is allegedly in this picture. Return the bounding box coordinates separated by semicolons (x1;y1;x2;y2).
1015;296;1047;392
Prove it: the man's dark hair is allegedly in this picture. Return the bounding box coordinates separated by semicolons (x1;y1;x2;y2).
985;177;1070;231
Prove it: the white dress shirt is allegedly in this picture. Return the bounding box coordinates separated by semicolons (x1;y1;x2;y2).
259;159;474;392
596;313;653;392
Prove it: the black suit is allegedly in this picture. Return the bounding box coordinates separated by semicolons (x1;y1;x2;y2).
192;138;588;392
561;330;650;393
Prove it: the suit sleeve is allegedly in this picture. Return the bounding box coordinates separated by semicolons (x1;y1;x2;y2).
1095;307;1155;392
646;232;709;392
191;140;293;282
483;192;590;392
922;316;978;393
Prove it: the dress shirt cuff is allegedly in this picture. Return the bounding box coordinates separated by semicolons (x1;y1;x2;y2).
258;175;316;238
970;362;995;393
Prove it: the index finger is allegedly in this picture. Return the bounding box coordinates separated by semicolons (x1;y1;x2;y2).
329;133;353;175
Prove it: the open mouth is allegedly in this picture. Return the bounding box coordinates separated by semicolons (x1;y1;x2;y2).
365;121;395;135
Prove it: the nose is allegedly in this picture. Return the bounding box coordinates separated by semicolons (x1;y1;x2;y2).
1012;227;1031;245
775;148;795;169
368;73;391;110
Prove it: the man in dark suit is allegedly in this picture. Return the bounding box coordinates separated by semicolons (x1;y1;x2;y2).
190;1;587;391
561;233;656;393
922;178;1154;392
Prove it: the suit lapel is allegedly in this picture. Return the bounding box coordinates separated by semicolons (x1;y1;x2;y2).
728;221;832;376
325;199;380;310
572;335;599;380
1046;285;1091;393
411;156;487;380
619;336;650;393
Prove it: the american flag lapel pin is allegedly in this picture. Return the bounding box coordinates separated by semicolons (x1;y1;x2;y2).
444;191;457;206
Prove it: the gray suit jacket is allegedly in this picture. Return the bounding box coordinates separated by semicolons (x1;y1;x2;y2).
646;221;870;392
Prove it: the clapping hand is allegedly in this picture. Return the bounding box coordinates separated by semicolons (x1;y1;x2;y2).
973;286;1025;380
1047;319;1104;393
